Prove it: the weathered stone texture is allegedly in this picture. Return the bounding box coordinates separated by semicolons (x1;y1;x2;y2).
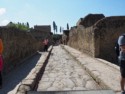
15;46;52;94
94;16;125;63
0;27;41;74
30;25;53;48
68;25;94;56
76;14;105;27
34;25;51;33
68;14;125;63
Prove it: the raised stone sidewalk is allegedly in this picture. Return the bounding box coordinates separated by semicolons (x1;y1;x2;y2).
15;46;53;94
63;45;121;94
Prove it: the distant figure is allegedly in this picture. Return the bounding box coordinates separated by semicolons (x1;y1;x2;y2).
62;34;67;45
0;38;3;89
43;38;49;52
117;34;125;94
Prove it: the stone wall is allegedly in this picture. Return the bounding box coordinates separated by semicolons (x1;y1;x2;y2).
76;14;105;27
94;16;125;63
68;14;125;64
0;27;41;74
34;25;51;33
30;25;53;48
68;26;94;56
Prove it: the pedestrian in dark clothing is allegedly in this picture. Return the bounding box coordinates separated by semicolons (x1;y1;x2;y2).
117;34;125;94
43;38;49;52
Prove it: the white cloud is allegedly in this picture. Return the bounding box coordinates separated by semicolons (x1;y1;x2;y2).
0;8;6;16
0;19;9;26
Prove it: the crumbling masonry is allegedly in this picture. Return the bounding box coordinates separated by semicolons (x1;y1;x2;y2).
68;14;125;64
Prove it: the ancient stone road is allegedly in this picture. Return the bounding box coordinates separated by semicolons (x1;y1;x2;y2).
37;46;101;91
0;45;118;94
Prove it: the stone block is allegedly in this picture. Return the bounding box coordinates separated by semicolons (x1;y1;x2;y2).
21;79;34;87
17;84;31;93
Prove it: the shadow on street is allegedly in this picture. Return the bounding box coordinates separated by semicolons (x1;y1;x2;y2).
0;52;41;94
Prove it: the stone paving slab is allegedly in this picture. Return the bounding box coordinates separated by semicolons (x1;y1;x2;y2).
37;46;101;91
63;45;121;93
28;90;115;94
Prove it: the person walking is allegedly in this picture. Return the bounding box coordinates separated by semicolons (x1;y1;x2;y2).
0;38;3;89
43;38;49;52
117;34;125;94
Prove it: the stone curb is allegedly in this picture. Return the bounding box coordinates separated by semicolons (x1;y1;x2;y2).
62;45;120;92
96;58;119;71
61;46;108;89
15;46;53;94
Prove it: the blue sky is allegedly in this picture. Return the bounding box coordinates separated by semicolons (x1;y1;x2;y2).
0;0;125;33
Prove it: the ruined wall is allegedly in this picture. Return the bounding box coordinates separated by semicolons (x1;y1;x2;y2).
34;25;51;33
30;26;53;49
68;14;104;56
76;14;105;27
68;26;94;56
94;16;125;63
0;27;40;74
68;14;125;64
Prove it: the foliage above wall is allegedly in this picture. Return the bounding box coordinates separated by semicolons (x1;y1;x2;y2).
7;22;30;31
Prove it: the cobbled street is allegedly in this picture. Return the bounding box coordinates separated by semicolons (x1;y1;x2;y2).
37;46;101;91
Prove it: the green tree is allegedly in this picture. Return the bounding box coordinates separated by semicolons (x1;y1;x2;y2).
60;26;61;33
67;23;69;30
55;25;58;34
7;21;30;31
7;22;15;28
26;22;29;28
53;21;56;34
